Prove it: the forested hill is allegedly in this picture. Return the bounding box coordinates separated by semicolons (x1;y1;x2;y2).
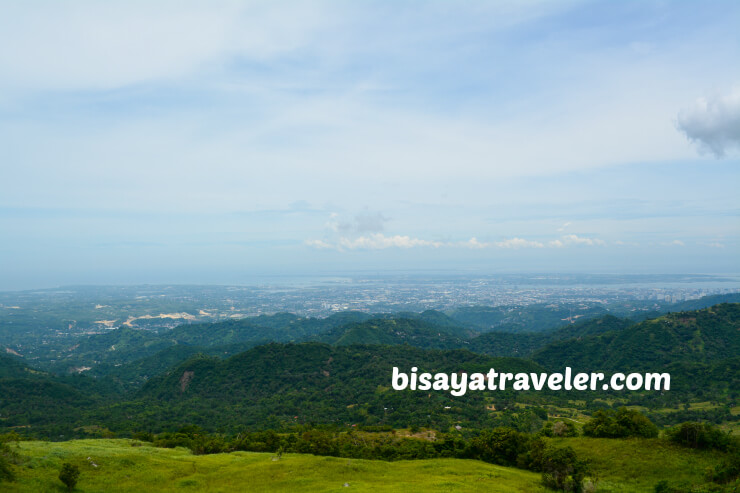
314;318;471;349
106;343;544;432
20;293;739;377
0;352;36;379
532;303;740;372
43;311;372;374
468;314;632;358
0;303;739;437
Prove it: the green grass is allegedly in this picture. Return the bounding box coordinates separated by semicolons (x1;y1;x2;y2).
6;439;545;492
2;437;731;492
550;437;727;492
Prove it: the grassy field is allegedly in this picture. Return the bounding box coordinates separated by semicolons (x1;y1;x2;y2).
551;437;728;492
5;439;545;492
1;437;731;492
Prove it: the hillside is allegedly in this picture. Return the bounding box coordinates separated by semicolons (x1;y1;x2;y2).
0;354;112;431
5;439;545;492
469;314;632;357
96;343;544;432
43;311;373;374
533;303;740;371
315;318;471;349
4;436;732;492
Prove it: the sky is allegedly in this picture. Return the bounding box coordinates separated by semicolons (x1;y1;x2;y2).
1;0;739;290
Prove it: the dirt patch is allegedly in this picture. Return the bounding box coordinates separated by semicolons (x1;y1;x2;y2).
180;371;195;392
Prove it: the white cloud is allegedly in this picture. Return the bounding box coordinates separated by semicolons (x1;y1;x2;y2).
460;237;489;249
306;233;607;251
660;239;685;247
338;233;443;250
0;1;333;92
677;86;740;157
549;234;606;247
494;237;545;249
303;239;334;249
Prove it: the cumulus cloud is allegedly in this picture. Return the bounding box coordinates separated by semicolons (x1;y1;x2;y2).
677;86;740;157
303;239;334;249
460;237;488;249
306;233;606;251
549;234;605;247
338;234;443;250
660;239;685;247
494;238;545;249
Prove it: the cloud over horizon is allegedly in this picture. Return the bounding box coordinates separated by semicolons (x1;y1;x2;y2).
305;233;611;251
677;86;740;158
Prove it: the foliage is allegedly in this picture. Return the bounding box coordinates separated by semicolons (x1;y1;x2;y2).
582;408;659;438
0;439;16;482
540;420;579;438
58;462;80;490
540;445;589;492
470;427;529;466
533;304;740;374
666;422;738;452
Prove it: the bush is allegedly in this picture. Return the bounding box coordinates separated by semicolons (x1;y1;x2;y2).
666;422;737;452
59;463;80;491
0;451;14;483
470;427;529;466
191;435;228;455
583;408;658;438
541;446;589;492
0;433;20;483
704;453;740;484
540;420;579;438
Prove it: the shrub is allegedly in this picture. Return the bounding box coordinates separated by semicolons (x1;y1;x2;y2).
0;452;13;483
583;408;658;438
541;446;589;492
666;422;737;451
0;433;20;482
59;463;80;491
540;420;579;438
470;427;529;466
704;453;740;484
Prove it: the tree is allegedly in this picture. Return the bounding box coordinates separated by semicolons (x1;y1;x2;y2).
583;408;658;438
0;433;20;483
59;463;80;491
541;446;589;492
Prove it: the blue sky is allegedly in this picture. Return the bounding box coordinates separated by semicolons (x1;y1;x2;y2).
1;0;739;289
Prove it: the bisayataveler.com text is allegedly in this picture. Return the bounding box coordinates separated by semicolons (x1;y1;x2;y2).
391;367;670;396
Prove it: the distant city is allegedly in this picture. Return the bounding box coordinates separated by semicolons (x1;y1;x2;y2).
1;274;738;338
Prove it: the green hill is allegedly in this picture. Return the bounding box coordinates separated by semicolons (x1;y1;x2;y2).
316;318;471;349
95;343;544;432
3;436;733;492
469;314;632;357
43;311;373;375
5;439;545;492
0;354;112;432
532;303;740;372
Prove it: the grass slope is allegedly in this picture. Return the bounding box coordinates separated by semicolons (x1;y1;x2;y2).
549;437;729;493
7;439;544;492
